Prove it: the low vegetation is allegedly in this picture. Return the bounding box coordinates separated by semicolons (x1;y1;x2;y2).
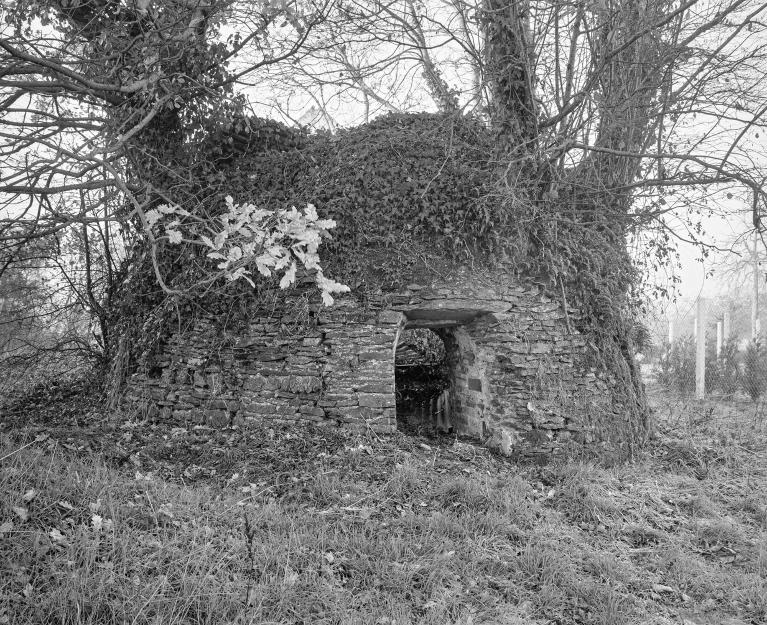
1;388;766;624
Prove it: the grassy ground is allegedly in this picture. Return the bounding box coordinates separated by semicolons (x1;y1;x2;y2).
1;387;766;624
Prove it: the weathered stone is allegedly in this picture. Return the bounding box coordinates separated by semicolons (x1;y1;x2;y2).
206;410;230;427
193;371;207;388
299;406;326;417
205;398;231;410
242;374;269;392
335;406;375;420
378;310;404;324
358;351;389;361
279;376;323;393
356;383;394;394
357;393;394;408
468;378;482;392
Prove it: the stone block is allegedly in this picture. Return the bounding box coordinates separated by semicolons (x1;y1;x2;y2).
528;343;553;354
336;406;376;421
243;374;269;392
206;410;230;428
243;402;279;415
281;375;323;394
193;371;207;388
357;393;394;408
538;417;565;428
378;310;404;324
254;351;286;362
356;382;394;394
205;398;231;410
299;405;326;417
522;430;551;445
358;351;389;361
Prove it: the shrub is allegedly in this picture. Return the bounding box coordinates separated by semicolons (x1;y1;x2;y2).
717;338;740;397
742;339;767;401
657;341;674;389
658;336;695;395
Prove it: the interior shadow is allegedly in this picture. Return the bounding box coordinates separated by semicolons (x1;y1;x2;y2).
395;328;453;435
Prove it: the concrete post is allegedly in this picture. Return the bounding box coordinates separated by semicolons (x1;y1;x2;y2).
753;229;760;341
716;320;723;357
696;299;706;399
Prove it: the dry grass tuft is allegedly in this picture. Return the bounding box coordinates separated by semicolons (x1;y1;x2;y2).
2;385;767;624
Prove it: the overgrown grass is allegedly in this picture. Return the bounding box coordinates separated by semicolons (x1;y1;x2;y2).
2;392;767;624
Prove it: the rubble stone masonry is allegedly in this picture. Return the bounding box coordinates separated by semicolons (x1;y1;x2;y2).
124;268;628;461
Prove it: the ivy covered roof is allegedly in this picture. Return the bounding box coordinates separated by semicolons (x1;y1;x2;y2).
209;113;501;264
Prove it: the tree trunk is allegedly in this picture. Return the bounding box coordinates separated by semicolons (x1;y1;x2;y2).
482;0;537;149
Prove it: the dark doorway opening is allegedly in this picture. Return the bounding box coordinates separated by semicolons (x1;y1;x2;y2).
395;328;452;434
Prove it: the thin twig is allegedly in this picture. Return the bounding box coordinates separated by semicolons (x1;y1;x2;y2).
0;440;35;463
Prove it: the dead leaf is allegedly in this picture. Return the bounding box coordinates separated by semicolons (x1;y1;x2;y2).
0;520;13;535
49;528;69;547
57;501;74;512
283;567;299;586
22;489;37;503
12;507;28;522
359;507;373;520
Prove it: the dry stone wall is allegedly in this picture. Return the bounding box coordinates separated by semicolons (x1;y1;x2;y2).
124;268;631;461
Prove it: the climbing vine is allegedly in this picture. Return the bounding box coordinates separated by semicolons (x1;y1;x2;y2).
113;111;647;439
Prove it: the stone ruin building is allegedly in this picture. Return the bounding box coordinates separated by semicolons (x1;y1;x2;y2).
121;113;645;463
125;266;639;463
